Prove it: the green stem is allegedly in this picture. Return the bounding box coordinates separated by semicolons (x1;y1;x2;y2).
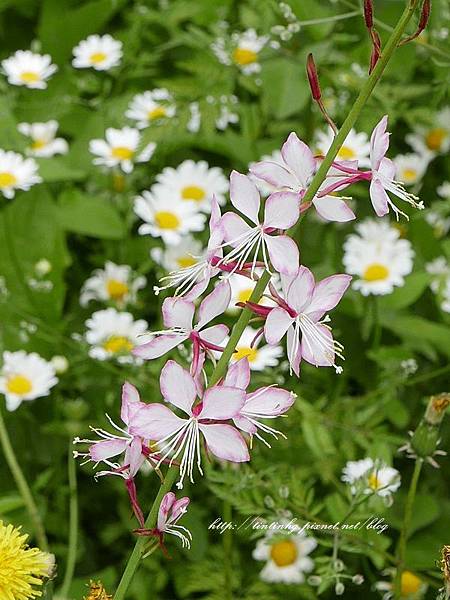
0;407;48;551
393;458;423;598
291;0;420;238
58;441;79;599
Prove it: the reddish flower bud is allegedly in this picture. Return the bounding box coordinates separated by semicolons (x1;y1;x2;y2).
363;0;374;29
306;53;321;101
369;30;381;73
400;0;431;45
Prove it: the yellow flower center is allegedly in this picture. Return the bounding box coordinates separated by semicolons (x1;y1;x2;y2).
363;263;389;282
270;540;298;567
6;374;33;395
111;146;134;160
234;346;258;363
20;71;40;83
0;172;17;188
31;139;47;150
177;255;197;268
368;472;381;490
402;168;417;182
102;336;133;354
237;288;254;304
106;279;129;301
233;47;258;66
148;106;167;120
154;211;180;230
426;128;447;151
90;52;107;64
338;145;356;160
401;571;422;595
181;185;206;202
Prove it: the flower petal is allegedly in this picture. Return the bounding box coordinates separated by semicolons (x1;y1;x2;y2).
130;403;187;439
133;333;188;360
233;415;257;435
370;115;389;171
307;274;352;318
224;358;251;389
286;265;315;313
250;160;297;190
281;133;315;189
162;297;195;329
199;423;250;462
158;491;176;531
287;325;301;377
264;235;299;276
301;322;335;367
264;307;294;344
370;178;389;217
200;324;229;345
125;437;145;477
199;386;245;420
244;387;294;415
230;170;260;224
90;438;128;462
121;381;142;425
222;212;253;245
264;192;300;229
170;497;190;522
160;360;196;414
197;280;231;328
312;196;356;222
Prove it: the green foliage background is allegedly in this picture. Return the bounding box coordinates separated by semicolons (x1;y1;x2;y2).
0;0;450;598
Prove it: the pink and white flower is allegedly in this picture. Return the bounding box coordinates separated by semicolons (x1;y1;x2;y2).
368;116;424;219
250;133;356;223
219;171;300;276
133;280;230;373
129;360;249;489
136;492;192;550
264;266;351;376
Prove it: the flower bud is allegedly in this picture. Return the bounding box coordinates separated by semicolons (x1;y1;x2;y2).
400;0;431;45
363;0;374;29
411;393;449;458
352;574;364;585
306;53;321;101
335;581;345;595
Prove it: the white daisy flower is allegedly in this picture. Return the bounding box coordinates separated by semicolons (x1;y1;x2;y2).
229;326;283;371
125;89;176;129
249;150;284;196
343;219;414;296
342;458;401;499
84;308;148;364
211;29;268;75
437;181;450;199
1;50;57;89
18;121;68;158
72;34;122;71
134;191;206;245
187;102;201;133
425;256;450;293
150;236;204;271
0;350;58;412
406;107;450;157
253;526;317;584
375;569;426;599
151;160;229;212
393;153;429;186
315;128;370;165
80;261;146;308
228;270;278;313
89;127;156;173
0;149;41;199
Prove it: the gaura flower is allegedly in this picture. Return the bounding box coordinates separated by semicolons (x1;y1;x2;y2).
0;520;54;600
264;266;351;376
85;308;148;364
18;121;68;158
252;526;317;584
0;350;58;412
89;127;156;173
72;34;122;71
152;197;223;298
220;171;300;276
342;458;401;500
0;149;41;199
134;190;205;245
393;153;429;187
151;159;229;212
343;219;414;296
249;149;285;196
368;116;424;219
1;50;57;89
129;360;249;489
125;89;176;128
133;280;230;374
224;358;295;446
229;326;283;371
135;492;192;550
80;261;146;308
250;133;356;222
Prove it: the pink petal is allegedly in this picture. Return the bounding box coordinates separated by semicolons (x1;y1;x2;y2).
198;386;245;420
222;212;253;245
281;133;315;189
312;196;356;222
200;324;228;345
233;415;257;435
370;115;389;171
197;280;231;328
307;274;352;318
160;360;196;414
230;170;261;225
250;160;297;190
264;192;300;229
129;403;187;439
244;387;294;415
224;358;251;389
90;438;128;462
158;492;176;530
183;272;213;302
378;157;396;180
301;322;335;367
133;333;188;360
286;265;315;313
370;178;389;217
162;297;195;329
199;423;250;462
287;325;302;377
125;437;145;477
121;381;141;425
264;234;299;276
209;195;222;231
170;497;190;522
264;307;294;344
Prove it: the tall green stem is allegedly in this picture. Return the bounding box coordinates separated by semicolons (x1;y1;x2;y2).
0;407;48;551
393;458;423;598
58;441;79;599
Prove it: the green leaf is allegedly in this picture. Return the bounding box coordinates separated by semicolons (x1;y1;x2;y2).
261;58;310;120
0;494;25;514
57;189;126;239
382;315;450;358
378;273;430;310
37;157;86;183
